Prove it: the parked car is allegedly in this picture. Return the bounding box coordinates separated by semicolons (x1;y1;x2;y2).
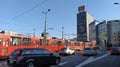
7;48;61;67
111;47;120;55
82;48;97;56
59;47;75;56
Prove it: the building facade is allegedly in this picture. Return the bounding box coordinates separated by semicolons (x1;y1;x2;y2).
107;20;120;46
89;20;99;44
77;9;94;41
96;21;108;48
96;20;120;48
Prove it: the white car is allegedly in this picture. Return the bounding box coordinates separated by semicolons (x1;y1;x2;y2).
83;48;97;56
59;48;75;56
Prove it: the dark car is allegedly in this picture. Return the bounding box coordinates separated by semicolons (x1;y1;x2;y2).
111;47;120;55
7;48;61;67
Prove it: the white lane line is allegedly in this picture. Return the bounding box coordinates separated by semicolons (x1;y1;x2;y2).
75;53;110;67
59;61;68;66
75;57;94;67
50;61;68;67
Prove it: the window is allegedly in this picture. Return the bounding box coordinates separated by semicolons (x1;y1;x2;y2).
47;40;49;46
23;38;31;46
53;40;57;45
12;50;21;56
42;49;50;54
75;42;79;46
57;41;62;46
114;36;116;38
69;42;71;46
22;49;43;55
34;49;42;54
10;37;21;46
0;38;2;46
39;39;42;45
22;50;33;55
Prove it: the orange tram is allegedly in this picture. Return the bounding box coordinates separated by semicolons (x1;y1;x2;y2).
0;33;94;59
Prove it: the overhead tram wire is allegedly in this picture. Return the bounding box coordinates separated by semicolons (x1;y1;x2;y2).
12;0;49;20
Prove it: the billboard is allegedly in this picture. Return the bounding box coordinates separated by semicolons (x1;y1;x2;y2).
78;5;85;12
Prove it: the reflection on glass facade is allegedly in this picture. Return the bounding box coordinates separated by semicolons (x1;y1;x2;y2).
96;21;107;48
77;12;87;41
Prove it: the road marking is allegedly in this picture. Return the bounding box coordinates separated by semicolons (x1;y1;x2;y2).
75;53;110;67
59;61;68;66
75;57;94;67
50;61;68;67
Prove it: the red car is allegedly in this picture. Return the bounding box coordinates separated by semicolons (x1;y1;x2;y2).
111;47;120;55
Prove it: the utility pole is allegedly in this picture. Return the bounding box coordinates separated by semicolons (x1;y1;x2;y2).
42;9;51;49
33;28;36;37
62;27;64;40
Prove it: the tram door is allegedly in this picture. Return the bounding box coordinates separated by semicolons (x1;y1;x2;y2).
0;38;9;57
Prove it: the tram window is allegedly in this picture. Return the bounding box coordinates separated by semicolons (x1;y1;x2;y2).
53;40;57;45
75;43;79;46
10;37;21;46
69;42;71;46
47;40;49;46
23;38;31;46
39;39;42;45
57;41;61;46
0;38;2;46
52;42;54;45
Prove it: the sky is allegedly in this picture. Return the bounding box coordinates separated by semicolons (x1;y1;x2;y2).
0;0;120;39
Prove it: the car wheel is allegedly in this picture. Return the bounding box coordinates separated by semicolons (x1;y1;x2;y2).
55;58;60;65
27;62;35;67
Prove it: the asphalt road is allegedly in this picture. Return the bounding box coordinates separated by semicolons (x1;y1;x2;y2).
0;50;120;67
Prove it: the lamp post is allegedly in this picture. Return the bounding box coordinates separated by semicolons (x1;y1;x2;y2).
114;2;120;5
42;9;51;49
62;27;64;40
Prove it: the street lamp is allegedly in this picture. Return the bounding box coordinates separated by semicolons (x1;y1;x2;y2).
62;27;64;40
114;2;120;5
42;9;51;49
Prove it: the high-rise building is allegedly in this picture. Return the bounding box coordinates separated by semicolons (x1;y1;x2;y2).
77;6;94;41
107;20;120;46
96;20;120;48
89;20;99;44
96;20;108;48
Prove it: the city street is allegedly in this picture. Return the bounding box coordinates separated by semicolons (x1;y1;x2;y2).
0;50;120;67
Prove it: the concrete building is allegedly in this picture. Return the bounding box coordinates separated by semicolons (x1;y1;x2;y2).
96;21;108;48
77;6;94;41
107;20;120;46
96;20;120;48
89;20;99;44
